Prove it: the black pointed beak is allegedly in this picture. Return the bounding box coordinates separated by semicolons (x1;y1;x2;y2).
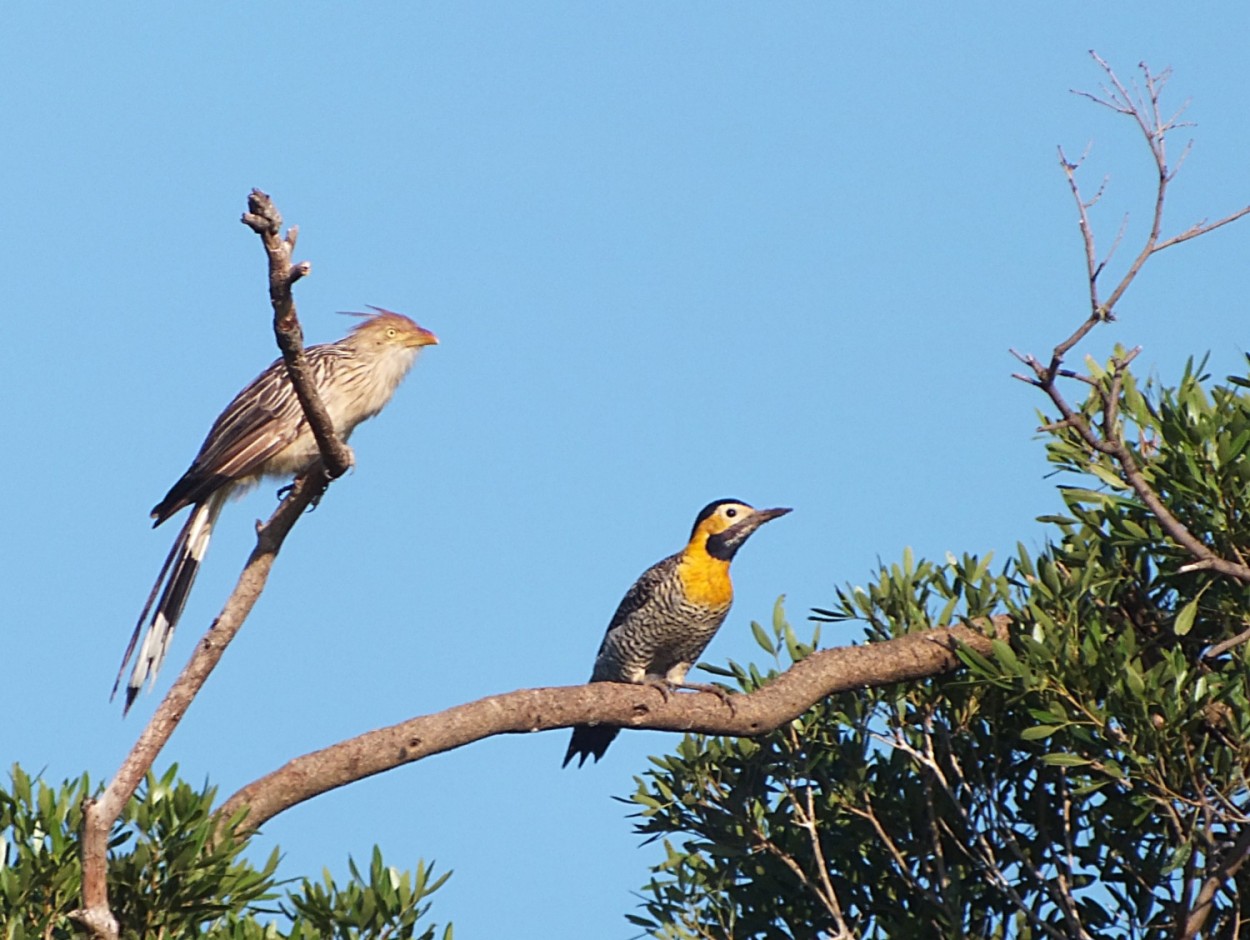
748;507;792;526
707;507;792;560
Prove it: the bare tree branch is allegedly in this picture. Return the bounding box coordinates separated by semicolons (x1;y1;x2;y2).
1203;624;1250;660
241;189;353;479
216;619;1008;833
1015;54;1250;592
1048;55;1250;378
73;192;349;940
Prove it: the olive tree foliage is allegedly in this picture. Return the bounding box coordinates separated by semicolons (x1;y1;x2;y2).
0;765;452;940
628;63;1250;940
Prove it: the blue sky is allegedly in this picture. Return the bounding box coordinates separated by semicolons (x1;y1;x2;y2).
3;4;1247;936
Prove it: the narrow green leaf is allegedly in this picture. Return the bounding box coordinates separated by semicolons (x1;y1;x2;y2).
1020;725;1062;741
1088;463;1129;490
1173;597;1199;636
750;621;775;655
1123;663;1146;697
990;638;1021;675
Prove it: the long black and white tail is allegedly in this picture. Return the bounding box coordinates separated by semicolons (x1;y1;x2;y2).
113;495;223;713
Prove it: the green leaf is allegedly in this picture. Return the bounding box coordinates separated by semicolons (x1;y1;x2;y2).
990;638;1022;675
1123;663;1146;697
750;621;775;655
1020;725;1062;741
772;595;788;634
1173;597;1199;636
1088;463;1129;490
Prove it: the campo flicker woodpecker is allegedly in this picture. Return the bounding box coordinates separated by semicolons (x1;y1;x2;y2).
563;499;790;767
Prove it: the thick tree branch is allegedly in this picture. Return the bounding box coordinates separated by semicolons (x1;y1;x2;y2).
216;619;1008;833
74;192;348;940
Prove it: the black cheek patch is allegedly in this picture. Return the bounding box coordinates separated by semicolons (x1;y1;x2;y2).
705;531;738;561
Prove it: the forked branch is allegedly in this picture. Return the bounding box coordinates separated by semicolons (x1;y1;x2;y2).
241;189;353;479
1048;55;1250;378
1016;55;1250;585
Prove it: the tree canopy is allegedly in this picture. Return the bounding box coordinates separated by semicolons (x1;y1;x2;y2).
630;356;1250;938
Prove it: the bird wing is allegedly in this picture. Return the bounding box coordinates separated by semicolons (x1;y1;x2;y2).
193;357;310;475
592;552;682;658
151;353;319;522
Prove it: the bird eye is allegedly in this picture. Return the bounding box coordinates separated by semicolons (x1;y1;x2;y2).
726;507;738;519
386;328;397;338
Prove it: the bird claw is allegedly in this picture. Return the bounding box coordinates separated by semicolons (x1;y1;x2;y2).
639;678;736;713
641;676;674;702
679;681;737;714
275;481;323;513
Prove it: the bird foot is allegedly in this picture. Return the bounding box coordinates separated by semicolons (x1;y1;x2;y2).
676;681;738;714
640;676;674;702
275;480;324;512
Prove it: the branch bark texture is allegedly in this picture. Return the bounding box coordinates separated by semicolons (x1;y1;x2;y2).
217;619;1007;833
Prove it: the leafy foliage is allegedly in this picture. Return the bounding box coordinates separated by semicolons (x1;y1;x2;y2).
628;360;1250;939
0;764;451;939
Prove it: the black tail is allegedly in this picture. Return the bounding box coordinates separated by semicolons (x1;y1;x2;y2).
562;725;619;768
113;497;219;713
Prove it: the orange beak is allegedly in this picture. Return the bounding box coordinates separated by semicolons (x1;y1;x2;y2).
410;325;439;348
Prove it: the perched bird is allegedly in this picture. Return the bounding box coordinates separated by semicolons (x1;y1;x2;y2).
563;499;791;767
113;308;438;713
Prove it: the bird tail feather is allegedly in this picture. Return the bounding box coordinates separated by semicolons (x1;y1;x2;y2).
562;725;620;768
112;495;223;713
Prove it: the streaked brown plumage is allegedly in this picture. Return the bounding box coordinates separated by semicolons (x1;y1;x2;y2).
113;309;437;713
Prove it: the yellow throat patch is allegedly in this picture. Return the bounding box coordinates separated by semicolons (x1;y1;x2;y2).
677;541;733;609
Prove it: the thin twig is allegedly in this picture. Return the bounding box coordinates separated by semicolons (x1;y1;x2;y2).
796;785;853;936
1204;626;1250;660
883;726;1078;940
754;778;854;938
1037;374;1250;583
